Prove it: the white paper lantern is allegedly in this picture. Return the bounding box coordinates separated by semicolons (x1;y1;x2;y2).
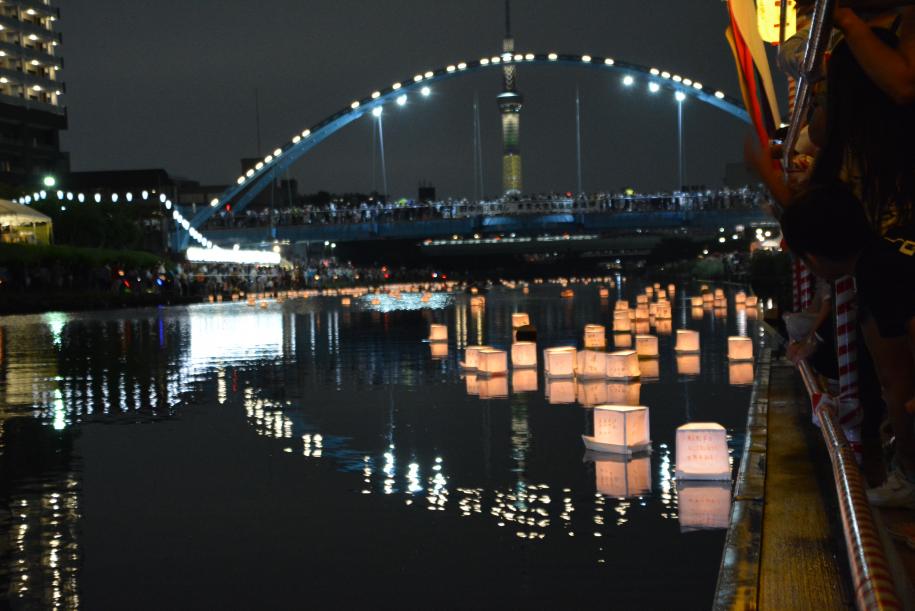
606;382;641;405
745;295;758;307
512;313;530;328
714;288;724;299
582;404;651;455
599;287;610;299
635;305;650;321
678;481;731;531
649;302;658;317
728;336;753;361
729;362;754;386
655;319;673;335
676;354;701;377
511;342;537;368
578;350;608;378
674;329;700;353
371;297;381;306
577;379;609;407
702;292;713;304
546;378;576;404
675;422;730;480
612;311;631;333
592;454;652;498
615;300;629;311
341;297;351;306
714;307;727;320
478;349;508;375
632;321;650;336
657;289;667;300
635;294;648;306
667;283;676;296
654;301;672;319
430;343;448;359
583;324;607;349
690;296;703;307
465;374;479;396
512;368;538;393
635;334;658;358
639;358;659;380
691;307;704;321
544;346;576;377
735;291;746;304
713;297;727;309
462;344;492;369
478;375;508;399
606;350;640;380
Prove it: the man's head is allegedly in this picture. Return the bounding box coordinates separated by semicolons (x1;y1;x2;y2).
781;183;876;280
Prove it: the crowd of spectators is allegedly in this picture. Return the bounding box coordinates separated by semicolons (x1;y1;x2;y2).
201;186;764;230
752;5;915;509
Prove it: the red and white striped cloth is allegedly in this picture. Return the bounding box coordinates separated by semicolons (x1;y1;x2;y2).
835;275;862;453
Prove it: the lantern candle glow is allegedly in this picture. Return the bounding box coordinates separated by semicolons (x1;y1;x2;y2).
478;349;508;375
675;422;730;480
583;324;607;349
674;329;700;353
544;346;577;377
512;313;530;328
635;335;659;358
511;342;537;368
606;350;640;380
578;350;608;378
728;336;753;361
582;404;651;455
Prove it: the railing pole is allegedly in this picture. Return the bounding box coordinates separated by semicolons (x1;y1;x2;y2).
835;276;863;452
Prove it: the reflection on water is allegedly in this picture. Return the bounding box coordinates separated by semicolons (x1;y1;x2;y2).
0;284;764;607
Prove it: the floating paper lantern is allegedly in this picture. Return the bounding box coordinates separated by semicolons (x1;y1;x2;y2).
584;324;607;349
478;375;509;399
714;308;727;320
341;297;351;306
578;350;608;379
746;307;759;320
606;350;640;380
512;368;538;393
639;358;659;380
653;282;661;290
657;289;667;300
544;346;576;377
691;307;704;320
470;287;479;295
714;288;724;299
728;336;753;361
511;342;537;368
700;284;709;292
613;333;633;349
735;291;746;304
745;295;758;307
635;335;659;358
512;313;531;328
729;362;754;386
561;289;574;298
592;453;652;498
633;321;650;335
702;292;714;304
606;381;641;405
478;349;508;375
676;422;730;480
577;380;609;407
667;283;676;296
613;311;631;333
678;481;731;532
599;287;610;299
371;297;381;306
522;286;530;295
259;301;268;309
676;354;701;377
470;295;486;308
465;374;479;396
648;302;658;317
463;344;492;369
421;293;432;302
636;294;649;306
429;324;448;342
655;301;672;319
208;295;215;303
635;305;650;321
690;296;703;307
615;300;629;311
430;342;448;359
674;329;700;353
655;320;673;335
546;378;576;404
583;404;651;455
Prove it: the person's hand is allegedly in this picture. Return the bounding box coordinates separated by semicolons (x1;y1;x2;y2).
833;7;859;32
787;336;817;364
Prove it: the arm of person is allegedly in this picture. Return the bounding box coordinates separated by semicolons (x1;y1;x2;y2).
743;134;793;210
835;7;915;105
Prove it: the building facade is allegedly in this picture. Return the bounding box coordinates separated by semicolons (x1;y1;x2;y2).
0;1;68;188
497;0;522;195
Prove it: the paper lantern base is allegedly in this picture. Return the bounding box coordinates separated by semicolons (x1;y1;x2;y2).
582;435;651;456
674;348;700;354
606;374;640;382
675;468;731;481
727;356;754;362
545;372;575;380
477;371;507;378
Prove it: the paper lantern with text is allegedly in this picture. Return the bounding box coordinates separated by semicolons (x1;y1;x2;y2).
546;378;576;404
430;343;448;359
606;382;641;405
677;354;701;377
577;380;609;407
657;289;667;301
678;481;731;532
583;324;607;349
714;288;724;299
462;344;492;369
615;300;629;311
512;368;538;393
714;307;727;319
578;350;608;378
511;342;537;368
591;453;652;498
465;374;479;396
633;321;650;335
728;336;753;361
583;404;651;455
649;302;658;318
636;294;649;305
635;305;650;321
676;422;730;480
745;295;758;307
729;362;754;386
606;350;640;380
544;346;576;377
635;334;659;358
655;319;673;335
713;297;727;309
599;287;610;299
690;296;703;307
655;301;672;319
478;375;509;399
674;329;700;353
478;349;508;375
639;358;659;381
613;333;633;349
613;311;631;333
512;313;530;328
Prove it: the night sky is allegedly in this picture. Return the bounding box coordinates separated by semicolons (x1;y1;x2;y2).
60;0;772;199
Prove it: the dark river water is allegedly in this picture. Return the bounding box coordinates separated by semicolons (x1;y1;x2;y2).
0;281;765;609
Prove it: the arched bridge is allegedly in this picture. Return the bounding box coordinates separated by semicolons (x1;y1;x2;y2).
172;51;751;251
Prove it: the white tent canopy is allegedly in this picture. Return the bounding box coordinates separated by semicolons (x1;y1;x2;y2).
0;198;51;226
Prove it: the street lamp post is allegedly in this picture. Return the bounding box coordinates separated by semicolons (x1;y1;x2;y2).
675;91;686;190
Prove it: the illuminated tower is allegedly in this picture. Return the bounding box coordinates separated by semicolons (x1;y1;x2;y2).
497;0;523;195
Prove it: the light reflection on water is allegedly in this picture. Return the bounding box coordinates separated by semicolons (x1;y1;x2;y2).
0;283;763;608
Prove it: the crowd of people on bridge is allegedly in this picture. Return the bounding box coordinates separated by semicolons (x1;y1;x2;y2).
201;186;765;231
756;5;915;510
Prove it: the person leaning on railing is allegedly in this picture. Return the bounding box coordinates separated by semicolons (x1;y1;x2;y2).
781;184;915;508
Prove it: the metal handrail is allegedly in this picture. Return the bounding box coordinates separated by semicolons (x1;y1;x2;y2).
796;358;901;610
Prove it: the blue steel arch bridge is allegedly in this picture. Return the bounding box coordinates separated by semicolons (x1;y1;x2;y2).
161;51;767;254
